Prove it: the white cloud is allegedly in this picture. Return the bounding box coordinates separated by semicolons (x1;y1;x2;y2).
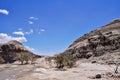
12;37;27;42
0;33;27;44
39;29;45;34
0;9;9;15
29;17;38;20
13;29;33;35
13;31;24;36
28;17;38;25
25;46;35;52
28;21;33;24
40;29;45;32
25;29;33;35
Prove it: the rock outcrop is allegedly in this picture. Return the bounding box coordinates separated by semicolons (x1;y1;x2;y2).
63;19;120;62
0;40;35;63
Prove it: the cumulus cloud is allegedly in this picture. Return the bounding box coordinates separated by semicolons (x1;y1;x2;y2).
0;33;27;44
0;9;9;15
13;31;24;36
29;17;38;20
25;29;33;35
12;37;27;42
28;21;34;24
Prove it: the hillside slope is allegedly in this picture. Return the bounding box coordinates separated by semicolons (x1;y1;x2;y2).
0;40;35;63
63;19;120;63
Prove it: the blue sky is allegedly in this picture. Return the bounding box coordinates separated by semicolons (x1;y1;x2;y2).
0;0;120;55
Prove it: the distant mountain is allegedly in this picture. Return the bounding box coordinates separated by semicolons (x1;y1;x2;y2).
0;40;37;63
63;19;120;64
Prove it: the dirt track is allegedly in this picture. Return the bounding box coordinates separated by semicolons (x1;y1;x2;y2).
0;64;34;80
16;59;120;80
0;58;120;80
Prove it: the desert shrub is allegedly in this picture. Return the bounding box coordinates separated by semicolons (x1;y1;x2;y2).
54;53;76;69
30;56;36;64
115;64;119;74
114;57;120;74
66;60;75;68
0;57;5;64
55;54;64;68
18;52;32;64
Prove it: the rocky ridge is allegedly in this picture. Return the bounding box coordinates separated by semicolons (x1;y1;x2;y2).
63;19;120;63
0;40;35;63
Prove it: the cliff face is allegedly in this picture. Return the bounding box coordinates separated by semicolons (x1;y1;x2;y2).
63;19;120;61
0;40;34;63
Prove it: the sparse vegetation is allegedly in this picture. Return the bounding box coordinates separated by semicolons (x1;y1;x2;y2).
54;53;76;69
18;52;32;65
115;64;119;74
30;56;37;64
0;57;5;64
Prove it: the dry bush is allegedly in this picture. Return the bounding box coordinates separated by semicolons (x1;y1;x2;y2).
54;54;76;69
18;52;32;65
0;57;5;64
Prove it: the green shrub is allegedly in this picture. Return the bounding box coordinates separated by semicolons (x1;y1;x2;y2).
54;53;76;69
18;52;31;64
0;57;5;64
66;61;75;68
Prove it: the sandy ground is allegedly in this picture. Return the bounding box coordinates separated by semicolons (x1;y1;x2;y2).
16;58;120;80
0;62;34;80
0;58;120;80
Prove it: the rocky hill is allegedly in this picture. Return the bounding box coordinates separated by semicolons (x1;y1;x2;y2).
63;19;120;64
0;40;36;63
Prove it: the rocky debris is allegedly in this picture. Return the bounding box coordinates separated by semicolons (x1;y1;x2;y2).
62;19;120;63
104;72;120;79
95;74;102;79
55;68;67;71
91;61;97;63
112;74;120;78
89;74;102;79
